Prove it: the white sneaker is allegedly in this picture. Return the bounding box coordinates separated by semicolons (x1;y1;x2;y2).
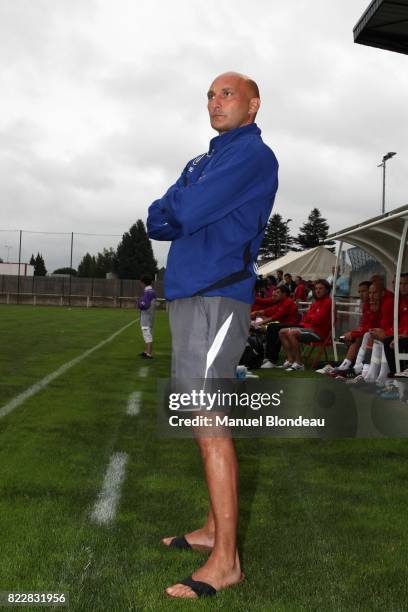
286;362;305;372
277;360;292;369
395;369;408;378
315;364;334;375
261;360;277;369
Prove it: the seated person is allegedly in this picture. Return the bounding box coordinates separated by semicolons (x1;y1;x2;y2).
332;281;373;374
376;274;408;377
258;286;299;368
306;280;315;300
278;279;332;371
283;273;296;295
294;275;308;302
252;279;279;312
351;279;395;383
264;275;278;297
276;269;284;286
251;278;268;313
251;287;280;320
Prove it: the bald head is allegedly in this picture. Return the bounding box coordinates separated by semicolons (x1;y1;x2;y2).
207;72;261;134
213;71;260;99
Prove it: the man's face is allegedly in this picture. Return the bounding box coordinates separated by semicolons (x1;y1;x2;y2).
284;275;291;284
314;283;328;299
358;285;369;303
368;284;380;307
207;74;259;134
275;289;284;302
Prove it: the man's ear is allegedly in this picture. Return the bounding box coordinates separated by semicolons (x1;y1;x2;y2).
249;97;261;115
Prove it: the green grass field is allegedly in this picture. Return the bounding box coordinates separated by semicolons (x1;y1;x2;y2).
1;305;408;611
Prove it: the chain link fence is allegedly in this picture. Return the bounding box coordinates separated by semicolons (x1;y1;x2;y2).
0;229;164;308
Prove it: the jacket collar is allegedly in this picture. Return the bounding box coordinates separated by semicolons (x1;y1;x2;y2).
208;123;261;154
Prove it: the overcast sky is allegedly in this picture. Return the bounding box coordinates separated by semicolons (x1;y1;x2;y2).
1;0;407;271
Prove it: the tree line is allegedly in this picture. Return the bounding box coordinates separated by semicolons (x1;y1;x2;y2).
259;207;335;262
27;208;334;278
29;220;157;279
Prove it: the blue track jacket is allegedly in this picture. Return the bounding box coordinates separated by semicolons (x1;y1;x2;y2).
147;123;279;304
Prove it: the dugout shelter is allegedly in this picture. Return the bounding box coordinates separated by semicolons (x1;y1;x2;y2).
327;204;408;371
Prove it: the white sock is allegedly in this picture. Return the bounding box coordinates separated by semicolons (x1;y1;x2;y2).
361;363;370;378
365;341;382;383
338;359;352;370
354;332;370;374
378;346;390;382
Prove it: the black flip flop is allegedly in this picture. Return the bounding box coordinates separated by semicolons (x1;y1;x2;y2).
165;535;213;553
168;535;192;550
179;575;217;597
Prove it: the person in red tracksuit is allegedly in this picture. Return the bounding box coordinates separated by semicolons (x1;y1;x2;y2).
351;281;393;377
334;281;375;372
254;285;299;324
256;286;299;368
251;278;279;313
278;279;332;371
374;274;408;375
294;276;308;303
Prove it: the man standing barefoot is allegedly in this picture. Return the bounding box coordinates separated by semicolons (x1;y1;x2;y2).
147;71;279;599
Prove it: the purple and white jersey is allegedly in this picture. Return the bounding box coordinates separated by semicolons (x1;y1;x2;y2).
138;286;156;326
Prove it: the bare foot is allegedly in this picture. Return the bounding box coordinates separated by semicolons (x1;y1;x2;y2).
162;527;215;553
165;553;244;599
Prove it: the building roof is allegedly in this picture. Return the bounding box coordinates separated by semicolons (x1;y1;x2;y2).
354;0;408;55
327;204;408;277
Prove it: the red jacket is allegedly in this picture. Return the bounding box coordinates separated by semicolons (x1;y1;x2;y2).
252;295;276;311
302;295;332;340
350;302;381;339
263;297;299;325
294;283;308;301
383;295;408;336
398;296;408;335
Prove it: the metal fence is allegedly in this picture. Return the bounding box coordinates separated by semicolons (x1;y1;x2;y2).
0;275;164;308
0;227;164;308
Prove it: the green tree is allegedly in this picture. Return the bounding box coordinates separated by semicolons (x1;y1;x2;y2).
29;254;35;266
53;267;77;276
115;220;157;279
94;248;116;278
78;253;96;277
34;253;47;276
295;208;335;251
258;213;294;262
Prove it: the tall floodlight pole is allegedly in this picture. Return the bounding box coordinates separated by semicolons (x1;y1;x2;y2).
377;152;396;214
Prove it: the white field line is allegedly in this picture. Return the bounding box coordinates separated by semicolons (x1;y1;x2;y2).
0;320;135;420
138;366;148;378
127;391;141;416
91;452;129;525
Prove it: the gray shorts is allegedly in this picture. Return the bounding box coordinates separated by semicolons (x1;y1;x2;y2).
169;296;250;379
